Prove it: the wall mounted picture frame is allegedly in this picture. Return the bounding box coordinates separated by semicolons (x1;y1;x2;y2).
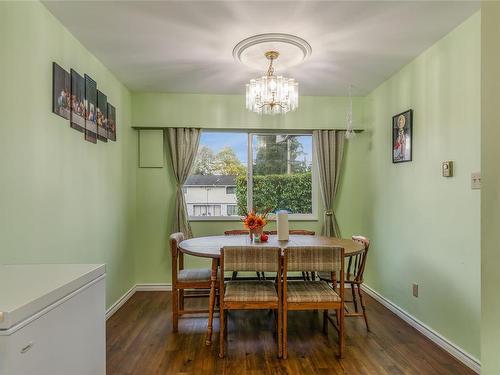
97;90;108;142
52;63;70;120
54;63;117;144
107;103;116;141
70;69;85;132
392;109;413;163
84;74;97;143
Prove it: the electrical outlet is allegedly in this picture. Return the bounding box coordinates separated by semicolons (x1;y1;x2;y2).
471;172;481;190
412;283;419;298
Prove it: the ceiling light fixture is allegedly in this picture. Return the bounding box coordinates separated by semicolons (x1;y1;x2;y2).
245;51;298;115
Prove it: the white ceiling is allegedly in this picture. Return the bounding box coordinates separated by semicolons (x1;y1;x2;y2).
43;1;479;96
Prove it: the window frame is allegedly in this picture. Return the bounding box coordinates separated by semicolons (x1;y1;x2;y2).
188;130;318;222
226;204;238;216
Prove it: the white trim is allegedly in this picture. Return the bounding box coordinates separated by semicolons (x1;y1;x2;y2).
135;283;172;291
247;132;253;211
106;284;173;320
189;215;319;222
189;216;242;222
105;285;136;320
361;284;481;374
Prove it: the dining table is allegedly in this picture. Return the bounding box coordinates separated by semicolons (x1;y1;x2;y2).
178;234;365;345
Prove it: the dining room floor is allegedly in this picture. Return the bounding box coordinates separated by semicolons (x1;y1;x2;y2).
106;291;475;375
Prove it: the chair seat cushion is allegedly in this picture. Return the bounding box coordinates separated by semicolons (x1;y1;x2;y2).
178;268;219;283
286;281;340;303
224;281;278;302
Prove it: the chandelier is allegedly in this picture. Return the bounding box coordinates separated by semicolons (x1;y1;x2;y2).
246;51;299;115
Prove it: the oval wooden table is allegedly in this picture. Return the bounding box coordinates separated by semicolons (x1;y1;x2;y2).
178;235;365;345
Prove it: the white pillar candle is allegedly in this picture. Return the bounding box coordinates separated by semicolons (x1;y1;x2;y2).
277;210;289;241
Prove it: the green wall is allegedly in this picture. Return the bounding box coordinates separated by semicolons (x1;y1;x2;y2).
0;2;137;308
349;12;480;360
132;93;365;130
481;3;500;373
133;94;365;281
134;12;481;362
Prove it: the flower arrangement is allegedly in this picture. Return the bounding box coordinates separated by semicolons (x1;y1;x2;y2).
243;211;267;231
240;205;271;240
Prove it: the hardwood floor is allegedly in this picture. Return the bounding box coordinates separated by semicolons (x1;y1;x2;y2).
107;291;475;375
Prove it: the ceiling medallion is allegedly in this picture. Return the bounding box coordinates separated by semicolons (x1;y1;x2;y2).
234;34;311;115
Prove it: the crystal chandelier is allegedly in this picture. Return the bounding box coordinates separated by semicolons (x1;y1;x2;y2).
246;51;299;115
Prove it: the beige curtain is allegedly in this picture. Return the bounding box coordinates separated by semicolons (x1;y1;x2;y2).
166;128;201;238
313;130;346;237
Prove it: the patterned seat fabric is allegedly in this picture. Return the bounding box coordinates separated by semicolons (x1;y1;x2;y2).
286;281;341;303
178;268;220;283
224;281;278;302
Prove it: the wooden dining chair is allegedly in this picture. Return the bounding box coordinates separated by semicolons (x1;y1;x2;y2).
223;229;249;236
266;229;316;236
219;246;282;358
283;246;345;359
318;235;371;331
267;229;316;281
169;232;219;332
224;229;263;280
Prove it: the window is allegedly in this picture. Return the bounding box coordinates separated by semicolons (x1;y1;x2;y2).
226;205;238;216
185;131;316;220
185;132;247;219
193;204;221;216
251;134;313;216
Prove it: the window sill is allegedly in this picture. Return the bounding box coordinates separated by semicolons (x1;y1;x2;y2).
189;216;319;222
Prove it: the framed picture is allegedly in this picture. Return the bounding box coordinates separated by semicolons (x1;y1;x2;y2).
70;69;85;132
52;63;70;120
392;109;413;163
84;74;97;143
96;90;108;142
107;103;116;141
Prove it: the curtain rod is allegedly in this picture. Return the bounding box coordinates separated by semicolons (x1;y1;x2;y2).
132;126;364;132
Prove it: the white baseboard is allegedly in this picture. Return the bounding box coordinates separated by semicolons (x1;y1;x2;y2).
361;284;481;374
106;285;136;320
106;283;173;320
136;283;172;291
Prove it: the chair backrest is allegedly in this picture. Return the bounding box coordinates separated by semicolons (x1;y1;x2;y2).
169;233;185;280
266;229;315;235
169;232;184;257
224;229;249;235
348;235;370;283
284;246;344;273
221;246;281;273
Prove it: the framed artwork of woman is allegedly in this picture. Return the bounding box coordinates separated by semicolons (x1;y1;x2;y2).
392;109;413;163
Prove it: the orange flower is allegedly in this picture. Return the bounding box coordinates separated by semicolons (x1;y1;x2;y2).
255;217;265;227
242;210;267;230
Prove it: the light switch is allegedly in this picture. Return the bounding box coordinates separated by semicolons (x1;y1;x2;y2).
442;161;453;177
471;172;481;190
